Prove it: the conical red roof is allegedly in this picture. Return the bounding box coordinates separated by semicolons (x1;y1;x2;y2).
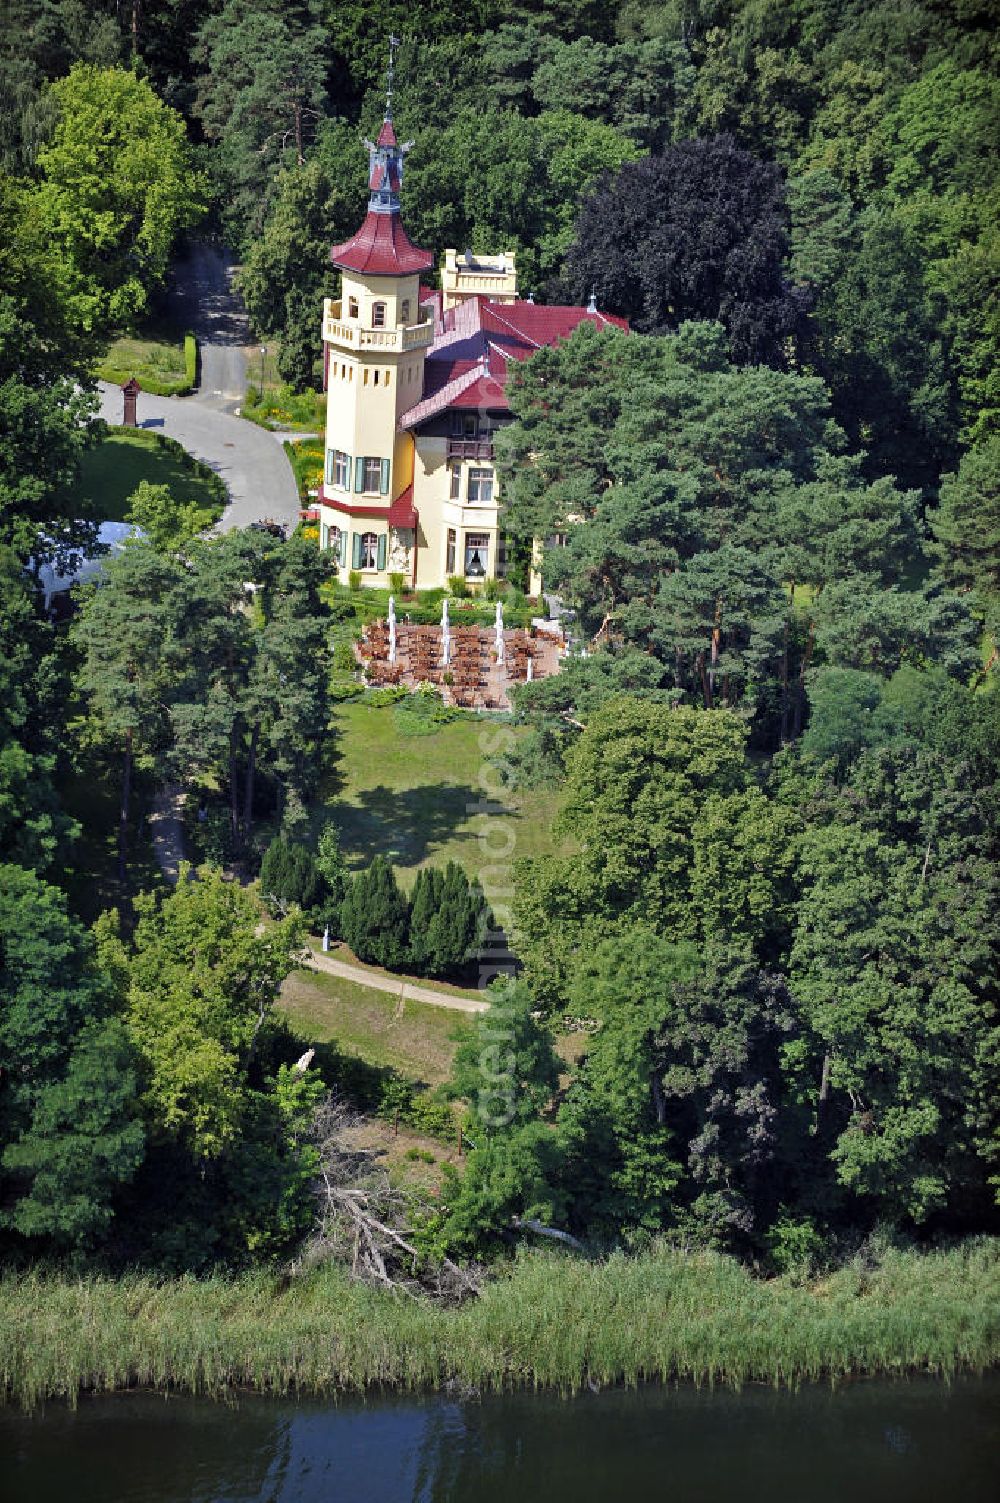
330;212;434;277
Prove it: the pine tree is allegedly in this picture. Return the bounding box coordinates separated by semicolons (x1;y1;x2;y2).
72;542;185;883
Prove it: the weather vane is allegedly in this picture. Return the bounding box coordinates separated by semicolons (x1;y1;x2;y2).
386;34;401;117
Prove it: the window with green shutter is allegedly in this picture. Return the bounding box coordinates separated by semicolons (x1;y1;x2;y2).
352;532;362;569
377;533;387;571
380;458;390;495
354;456;365;493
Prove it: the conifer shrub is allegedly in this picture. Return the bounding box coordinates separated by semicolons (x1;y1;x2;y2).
259;837;324;917
408;861;491;979
392;687;463;736
340;857;410;969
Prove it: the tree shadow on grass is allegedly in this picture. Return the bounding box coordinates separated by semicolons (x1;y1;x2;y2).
277;1024;434;1107
326;783;519;871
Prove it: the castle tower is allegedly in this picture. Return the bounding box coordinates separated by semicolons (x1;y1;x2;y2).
319;73;434;583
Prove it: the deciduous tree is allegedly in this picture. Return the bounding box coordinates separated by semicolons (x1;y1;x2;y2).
565;136;807;364
36;64;205;328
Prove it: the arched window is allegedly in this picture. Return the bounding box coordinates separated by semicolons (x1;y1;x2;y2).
372;301;387;328
348;296;359;319
360;532;378;570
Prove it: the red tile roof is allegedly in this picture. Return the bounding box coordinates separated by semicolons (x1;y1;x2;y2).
386;484;418;529
399;298;627;428
330;210;435;277
399;365;486;429
376;118;397;148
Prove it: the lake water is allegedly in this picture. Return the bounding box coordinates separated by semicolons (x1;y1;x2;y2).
1;1375;996;1502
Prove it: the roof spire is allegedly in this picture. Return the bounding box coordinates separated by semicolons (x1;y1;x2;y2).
364;36;416;211
587;289;598;313
329;34;433;277
385;33;400;120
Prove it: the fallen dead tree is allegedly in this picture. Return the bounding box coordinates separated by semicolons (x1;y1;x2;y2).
291;1095;481;1301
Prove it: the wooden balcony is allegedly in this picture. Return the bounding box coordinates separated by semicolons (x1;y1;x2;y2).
447;437;495;460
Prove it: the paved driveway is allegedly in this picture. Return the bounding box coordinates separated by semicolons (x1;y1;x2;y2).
168;242;249;412
98;382;301;534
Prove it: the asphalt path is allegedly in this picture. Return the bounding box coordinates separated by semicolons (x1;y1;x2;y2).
167;242;249;411
98;381;302;534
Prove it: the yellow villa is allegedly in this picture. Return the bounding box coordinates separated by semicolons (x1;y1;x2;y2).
313;106;626;592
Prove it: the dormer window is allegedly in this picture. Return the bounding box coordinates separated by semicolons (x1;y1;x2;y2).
372;301;386;328
348;296;359;319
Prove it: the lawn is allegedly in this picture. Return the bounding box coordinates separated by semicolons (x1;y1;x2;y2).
96;321;194;396
78;430;225;524
317;701;571;888
279;965;473;1088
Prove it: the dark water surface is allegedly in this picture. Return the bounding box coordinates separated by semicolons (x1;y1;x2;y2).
1;1375;997;1503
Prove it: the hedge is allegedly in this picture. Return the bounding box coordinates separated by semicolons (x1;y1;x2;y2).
96;331;199;397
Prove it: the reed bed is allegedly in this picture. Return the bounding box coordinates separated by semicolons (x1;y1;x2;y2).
2;1240;997;1410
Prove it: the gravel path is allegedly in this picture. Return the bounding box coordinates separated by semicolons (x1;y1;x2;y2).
147;785;188;885
303;949;489;1014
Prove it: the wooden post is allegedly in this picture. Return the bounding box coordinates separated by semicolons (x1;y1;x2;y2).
458;1125;464;1157
122;377;141;427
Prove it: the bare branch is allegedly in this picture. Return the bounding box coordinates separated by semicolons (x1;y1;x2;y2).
289;1095;482;1301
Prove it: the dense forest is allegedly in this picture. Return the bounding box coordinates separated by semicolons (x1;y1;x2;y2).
0;0;997;1292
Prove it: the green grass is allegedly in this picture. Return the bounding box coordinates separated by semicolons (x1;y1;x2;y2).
78;430;226;525
279;965;473;1087
318;702;570;888
96;324;196;396
3;1239;997;1408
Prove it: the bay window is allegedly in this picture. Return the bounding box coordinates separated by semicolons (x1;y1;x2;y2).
464;532;489;578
